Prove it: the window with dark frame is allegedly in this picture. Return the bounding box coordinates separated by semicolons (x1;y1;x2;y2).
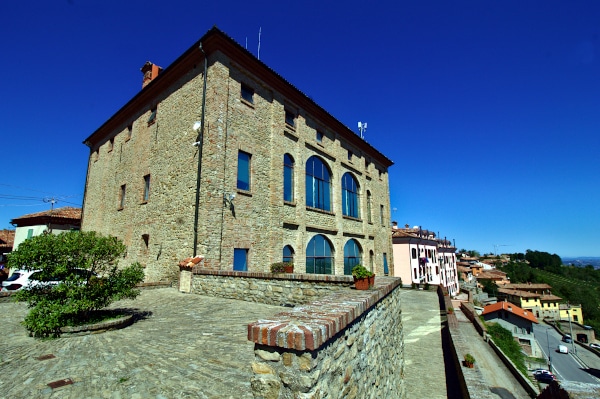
241;84;254;104
284;154;294;202
316;130;324;142
341;172;359;218
367;191;372;223
285;109;295;128
305;156;331;211
237;150;251;191
147;106;157;125
143;174;151;202
119;184;126;209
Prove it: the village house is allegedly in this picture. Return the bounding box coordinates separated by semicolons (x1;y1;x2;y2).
497;283;574;321
482;301;540;356
391;223;459;295
81;27;394;282
10;207;81;250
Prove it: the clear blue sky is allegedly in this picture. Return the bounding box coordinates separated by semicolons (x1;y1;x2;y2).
1;1;599;258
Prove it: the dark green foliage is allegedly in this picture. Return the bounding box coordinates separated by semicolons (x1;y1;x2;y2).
351;264;374;279
270;262;292;273
498;254;600;336
486;322;527;375
8;231;144;338
479;279;498;296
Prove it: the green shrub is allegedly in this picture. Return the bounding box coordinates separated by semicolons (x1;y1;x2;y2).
486;322;527;374
351;264;374;279
8;231;144;338
270;262;292;273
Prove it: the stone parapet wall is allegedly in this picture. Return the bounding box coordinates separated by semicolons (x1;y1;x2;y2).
190;268;354;306
248;276;404;398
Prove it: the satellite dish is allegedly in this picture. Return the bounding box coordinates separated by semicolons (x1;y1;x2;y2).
193;122;201;131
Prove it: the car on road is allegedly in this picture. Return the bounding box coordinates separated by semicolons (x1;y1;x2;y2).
534;372;556;383
562;334;572;343
589;343;600;349
1;269;96;291
558;344;569;354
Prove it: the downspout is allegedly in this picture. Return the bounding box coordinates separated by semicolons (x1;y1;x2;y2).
193;43;208;257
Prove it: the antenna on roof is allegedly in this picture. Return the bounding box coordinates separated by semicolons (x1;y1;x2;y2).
245;37;248;49
358;121;367;139
258;27;262;60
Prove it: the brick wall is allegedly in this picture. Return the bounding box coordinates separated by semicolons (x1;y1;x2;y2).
247;276;405;398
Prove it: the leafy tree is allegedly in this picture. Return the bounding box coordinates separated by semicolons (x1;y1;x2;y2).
8;231;144;337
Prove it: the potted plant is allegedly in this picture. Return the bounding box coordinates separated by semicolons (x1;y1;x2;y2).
352;265;374;290
283;262;294;273
464;353;475;368
270;262;286;273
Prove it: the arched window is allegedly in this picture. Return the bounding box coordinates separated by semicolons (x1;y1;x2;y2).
283;245;294;263
306;234;333;274
341;172;359;218
305;156;331;211
343;239;362;275
283;154;294;202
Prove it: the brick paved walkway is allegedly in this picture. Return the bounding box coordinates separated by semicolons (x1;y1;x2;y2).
0;288;282;399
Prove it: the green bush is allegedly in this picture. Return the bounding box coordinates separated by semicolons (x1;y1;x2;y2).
351;264;374;279
486;322;527;375
270;262;292;273
8;231;144;338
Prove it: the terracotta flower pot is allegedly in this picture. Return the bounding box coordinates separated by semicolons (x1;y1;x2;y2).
284;265;294;273
354;277;370;290
368;275;375;287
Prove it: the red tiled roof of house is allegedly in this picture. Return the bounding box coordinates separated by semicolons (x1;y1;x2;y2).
482;301;539;324
540;294;563;302
498;288;540;298
0;229;15;247
503;283;552;290
11;207;82;226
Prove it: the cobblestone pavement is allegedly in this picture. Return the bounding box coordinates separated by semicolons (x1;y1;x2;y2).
0;288;283;399
400;289;448;399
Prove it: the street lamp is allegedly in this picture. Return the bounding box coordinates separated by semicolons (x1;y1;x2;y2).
546;328;552;372
568;309;576;354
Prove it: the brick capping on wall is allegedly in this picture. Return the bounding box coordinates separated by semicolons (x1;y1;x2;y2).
192;267;354;284
247;276;401;351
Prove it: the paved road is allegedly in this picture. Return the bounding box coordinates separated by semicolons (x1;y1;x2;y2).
0;288;283;399
534;323;600;385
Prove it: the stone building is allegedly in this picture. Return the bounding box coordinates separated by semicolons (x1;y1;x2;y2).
82;27;394;282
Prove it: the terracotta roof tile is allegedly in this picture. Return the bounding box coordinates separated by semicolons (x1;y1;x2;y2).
0;229;15;246
482;301;539;324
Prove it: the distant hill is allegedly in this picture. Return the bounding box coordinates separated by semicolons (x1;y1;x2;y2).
562;257;600;269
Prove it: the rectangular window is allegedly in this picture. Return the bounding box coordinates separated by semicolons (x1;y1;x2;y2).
127;124;133;140
27;229;33;239
383;253;389;275
285;109;295;128
237;151;251;191
412;248;417;259
241;84;254;104
316;130;324;142
147;106;157;125
233;248;248;271
119;184;126;209
143;174;151;202
108;138;114;152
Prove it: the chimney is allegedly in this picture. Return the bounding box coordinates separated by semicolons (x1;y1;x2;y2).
392;221;398;229
141;61;163;88
405;224;410;229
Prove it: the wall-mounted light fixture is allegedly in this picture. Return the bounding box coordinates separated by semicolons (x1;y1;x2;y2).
223;193;236;217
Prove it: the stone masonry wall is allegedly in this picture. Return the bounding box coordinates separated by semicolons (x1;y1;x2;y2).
190;269;354;306
248;277;404;399
82;37;394;284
